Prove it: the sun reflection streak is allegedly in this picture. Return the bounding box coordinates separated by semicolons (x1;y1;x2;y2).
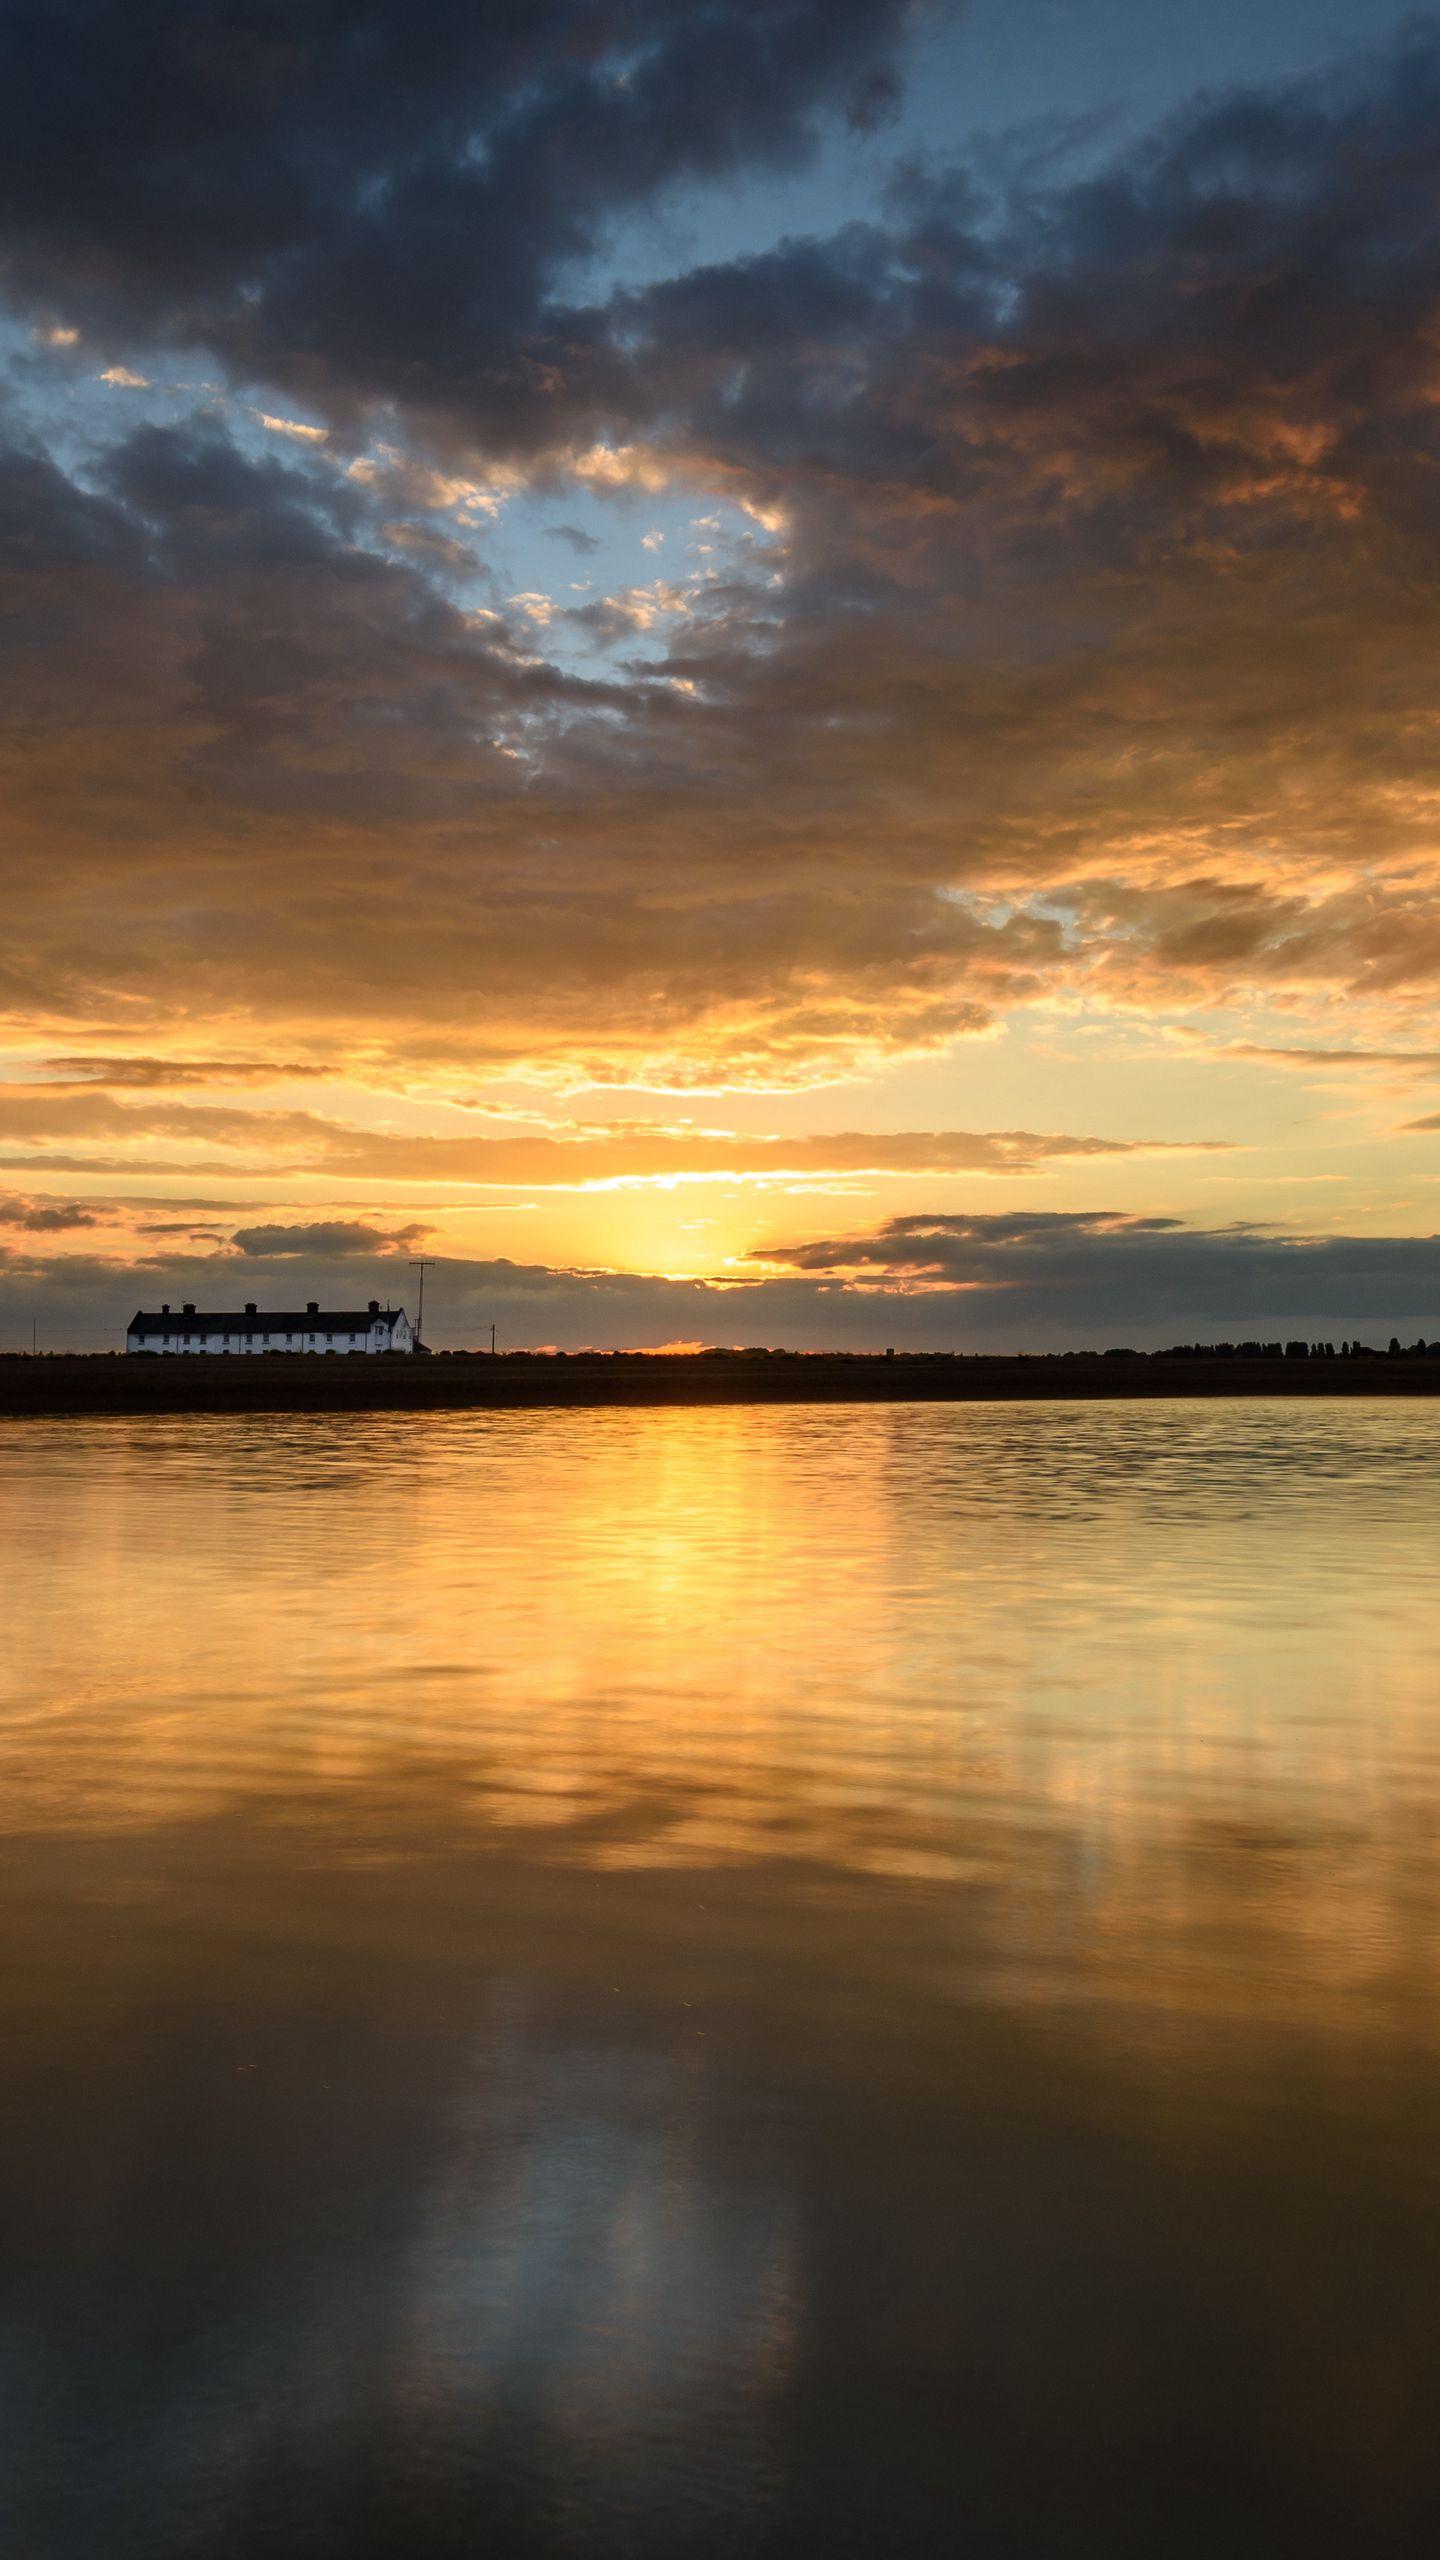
3;1403;1439;2052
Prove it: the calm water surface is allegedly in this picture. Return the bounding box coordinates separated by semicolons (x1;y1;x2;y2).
1;1401;1438;2557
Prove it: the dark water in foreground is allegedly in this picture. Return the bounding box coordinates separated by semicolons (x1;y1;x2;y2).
1;1402;1438;2558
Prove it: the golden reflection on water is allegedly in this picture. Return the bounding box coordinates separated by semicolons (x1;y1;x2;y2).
2;1401;1439;2035
3;1403;1440;2557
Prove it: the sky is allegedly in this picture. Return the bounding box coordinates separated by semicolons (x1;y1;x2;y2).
4;0;1440;1351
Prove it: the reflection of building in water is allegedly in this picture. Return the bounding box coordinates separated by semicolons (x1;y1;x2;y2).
126;1299;416;1355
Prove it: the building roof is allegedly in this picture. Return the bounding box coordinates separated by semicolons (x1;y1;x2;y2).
128;1300;406;1333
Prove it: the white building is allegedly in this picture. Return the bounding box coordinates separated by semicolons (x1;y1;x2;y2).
126;1299;417;1355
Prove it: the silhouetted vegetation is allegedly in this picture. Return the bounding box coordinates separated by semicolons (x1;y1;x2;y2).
6;1340;1440;1416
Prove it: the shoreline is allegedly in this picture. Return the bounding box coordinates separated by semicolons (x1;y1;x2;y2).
4;1349;1440;1417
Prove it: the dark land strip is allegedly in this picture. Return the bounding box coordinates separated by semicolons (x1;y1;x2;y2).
5;1350;1440;1417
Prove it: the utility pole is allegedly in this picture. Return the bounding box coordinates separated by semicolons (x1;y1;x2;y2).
409;1258;433;1351
490;1322;497;1357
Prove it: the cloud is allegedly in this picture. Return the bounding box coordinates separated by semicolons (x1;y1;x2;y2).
749;1208;1440;1341
0;1085;1225;1184
135;1220;231;1241
255;414;329;445
544;523;602;556
6;1214;1440;1355
0;1193;102;1232
39;1055;327;1089
5;16;1440;1091
230;1220;431;1258
1223;1046;1440;1078
0;1090;351;1155
564;577;700;645
845;61;904;134
0;0;915;451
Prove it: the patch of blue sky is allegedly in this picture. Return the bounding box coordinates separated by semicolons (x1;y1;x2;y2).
4;323;772;679
2;317;225;472
578;0;1423;301
468;482;776;679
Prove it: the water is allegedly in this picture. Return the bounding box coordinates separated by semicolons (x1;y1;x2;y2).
1;1401;1438;2558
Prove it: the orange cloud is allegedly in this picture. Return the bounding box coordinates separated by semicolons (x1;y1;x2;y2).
0;1089;1228;1186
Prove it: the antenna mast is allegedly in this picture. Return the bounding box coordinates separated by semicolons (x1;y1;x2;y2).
409;1259;433;1351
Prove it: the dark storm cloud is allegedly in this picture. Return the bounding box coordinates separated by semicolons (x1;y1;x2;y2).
759;1209;1190;1276
0;444;147;579
0;0;916;449
752;1209;1440;1339
0;1194;102;1232
230;1219;430;1256
5;1217;1440;1354
0;412;676;1054
7;17;1440;1072
0;403;1055;1063
587;18;1440;1025
569;22;1440;1007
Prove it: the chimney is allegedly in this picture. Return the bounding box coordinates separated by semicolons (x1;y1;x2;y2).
161;1303;170;1315
182;1302;195;1316
307;1301;319;1316
244;1302;257;1316
368;1299;380;1315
